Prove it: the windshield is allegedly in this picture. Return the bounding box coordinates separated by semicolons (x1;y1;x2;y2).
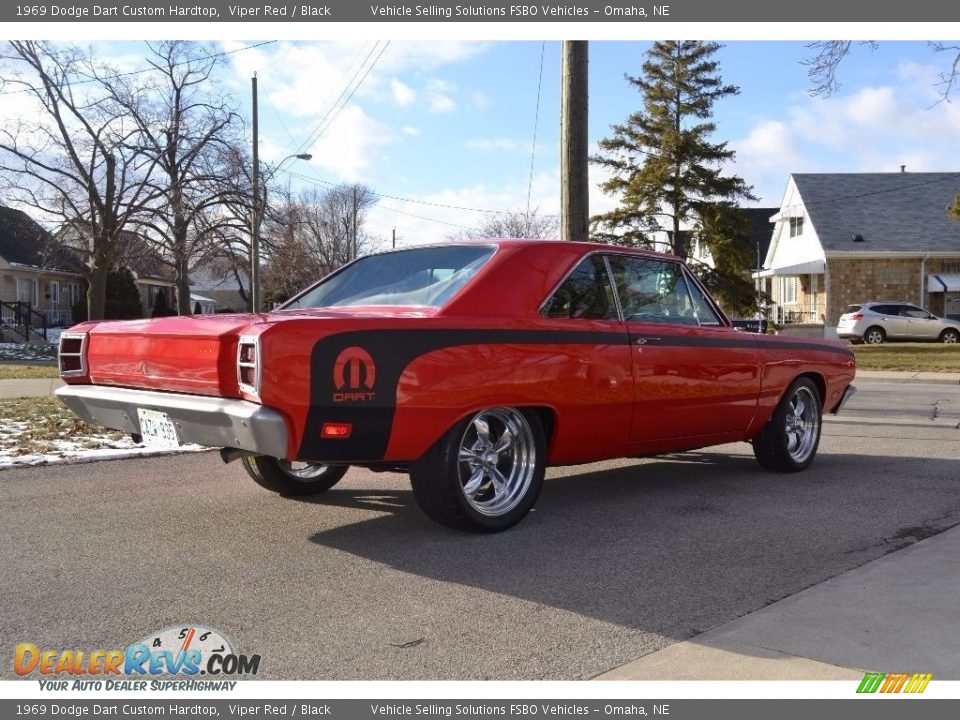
282;245;496;309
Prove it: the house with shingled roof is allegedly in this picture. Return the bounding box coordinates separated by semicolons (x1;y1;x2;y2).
0;205;84;339
758;172;960;327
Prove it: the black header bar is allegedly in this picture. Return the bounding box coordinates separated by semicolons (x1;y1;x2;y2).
3;0;959;23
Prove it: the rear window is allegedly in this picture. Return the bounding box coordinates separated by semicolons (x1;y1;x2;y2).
283;245;495;309
842;305;862;314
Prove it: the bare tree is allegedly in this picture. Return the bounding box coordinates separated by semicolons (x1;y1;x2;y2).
0;41;160;319
450;207;558;241
805;41;960;101
262;184;377;304
107;41;245;315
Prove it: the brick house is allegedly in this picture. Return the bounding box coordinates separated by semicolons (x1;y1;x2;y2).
758;172;960;327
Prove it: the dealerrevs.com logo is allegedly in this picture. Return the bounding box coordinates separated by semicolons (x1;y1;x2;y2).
15;625;260;691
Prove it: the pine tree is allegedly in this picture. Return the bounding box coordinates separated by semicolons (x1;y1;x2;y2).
592;41;756;259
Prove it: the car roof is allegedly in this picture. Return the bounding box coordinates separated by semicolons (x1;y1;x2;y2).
370;238;682;262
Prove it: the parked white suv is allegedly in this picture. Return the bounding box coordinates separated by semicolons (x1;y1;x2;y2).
837;302;960;344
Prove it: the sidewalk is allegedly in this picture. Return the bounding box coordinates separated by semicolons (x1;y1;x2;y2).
598;524;960;680
0;378;64;399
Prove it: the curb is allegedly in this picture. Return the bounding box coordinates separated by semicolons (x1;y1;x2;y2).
855;370;960;386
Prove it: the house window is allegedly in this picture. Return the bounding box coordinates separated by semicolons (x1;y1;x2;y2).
942;261;960;273
781;276;798;305
876;267;909;285
15;277;38;305
68;283;81;306
788;217;804;237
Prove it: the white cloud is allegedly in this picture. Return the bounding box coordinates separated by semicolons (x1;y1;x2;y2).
365;170;562;247
471;91;490;109
401;126;421;136
299;105;394;182
391;79;415;107
731;78;960;207
426;80;457;114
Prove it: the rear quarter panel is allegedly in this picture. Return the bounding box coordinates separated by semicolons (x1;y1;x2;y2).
746;335;856;437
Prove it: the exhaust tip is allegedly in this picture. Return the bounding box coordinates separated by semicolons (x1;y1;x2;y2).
220;447;254;464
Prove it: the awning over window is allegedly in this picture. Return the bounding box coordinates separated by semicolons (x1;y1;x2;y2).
753;259;826;278
927;274;960;292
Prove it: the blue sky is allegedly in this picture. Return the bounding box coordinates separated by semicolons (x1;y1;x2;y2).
7;40;960;248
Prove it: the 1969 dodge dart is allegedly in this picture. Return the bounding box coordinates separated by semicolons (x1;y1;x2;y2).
56;240;856;532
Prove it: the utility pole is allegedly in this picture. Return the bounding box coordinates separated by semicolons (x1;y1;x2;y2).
392;227;396;249
351;185;358;260
250;73;261;312
561;41;589;241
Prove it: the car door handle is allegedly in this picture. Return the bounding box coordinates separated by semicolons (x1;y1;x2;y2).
634;337;661;345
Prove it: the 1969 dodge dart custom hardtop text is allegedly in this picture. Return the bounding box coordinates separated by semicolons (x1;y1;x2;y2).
57;241;856;531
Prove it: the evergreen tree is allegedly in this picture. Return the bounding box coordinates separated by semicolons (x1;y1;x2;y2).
104;268;144;320
592;41;756;260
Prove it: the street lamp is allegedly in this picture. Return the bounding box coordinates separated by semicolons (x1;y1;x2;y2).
250;151;312;312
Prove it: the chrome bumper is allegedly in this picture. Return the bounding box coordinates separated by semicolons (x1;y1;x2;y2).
55;384;289;459
830;384;857;415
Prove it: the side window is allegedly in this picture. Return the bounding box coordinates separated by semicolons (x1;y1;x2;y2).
541;255;618;320
607;255;699;326
686;277;723;326
901;306;930;319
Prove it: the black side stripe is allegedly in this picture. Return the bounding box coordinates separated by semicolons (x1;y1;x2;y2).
298;328;851;462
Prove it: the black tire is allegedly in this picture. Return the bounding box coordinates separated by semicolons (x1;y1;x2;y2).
752;377;823;473
410;407;547;532
241;455;348;496
862;326;885;345
940;328;960;344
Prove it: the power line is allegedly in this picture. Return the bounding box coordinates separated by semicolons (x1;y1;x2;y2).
284;169;560;217
295;41;391;155
525;41;547;234
0;40;278;97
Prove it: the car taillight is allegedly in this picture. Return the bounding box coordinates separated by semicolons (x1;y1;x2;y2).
58;332;88;376
852;313;863;320
237;336;260;398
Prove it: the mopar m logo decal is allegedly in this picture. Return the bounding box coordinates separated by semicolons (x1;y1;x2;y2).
333;346;376;402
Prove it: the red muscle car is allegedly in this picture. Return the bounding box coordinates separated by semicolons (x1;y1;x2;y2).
56;241;856;532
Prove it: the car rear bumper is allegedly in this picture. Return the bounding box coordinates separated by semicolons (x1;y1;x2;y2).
55;384;289;458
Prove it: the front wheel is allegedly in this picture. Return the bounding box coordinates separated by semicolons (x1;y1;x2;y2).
752;378;823;472
241;456;348;496
410;407;547;532
940;328;960;344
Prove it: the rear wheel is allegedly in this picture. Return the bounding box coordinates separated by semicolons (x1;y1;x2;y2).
940;328;959;344
410;407;546;532
862;326;885;345
241;456;348;496
752;377;823;473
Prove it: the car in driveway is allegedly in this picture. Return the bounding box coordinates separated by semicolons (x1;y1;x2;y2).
56;241;856;532
837;302;960;344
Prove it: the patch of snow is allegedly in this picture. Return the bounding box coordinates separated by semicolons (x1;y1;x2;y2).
0;342;57;362
0;440;209;469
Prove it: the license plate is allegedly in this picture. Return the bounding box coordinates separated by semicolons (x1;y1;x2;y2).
137;408;180;449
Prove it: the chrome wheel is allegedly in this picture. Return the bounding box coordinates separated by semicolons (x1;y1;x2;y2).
785;386;820;464
456;408;537;517
241;455;348;496
277;460;335;482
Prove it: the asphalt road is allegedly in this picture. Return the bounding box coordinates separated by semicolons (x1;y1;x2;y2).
2;380;959;680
